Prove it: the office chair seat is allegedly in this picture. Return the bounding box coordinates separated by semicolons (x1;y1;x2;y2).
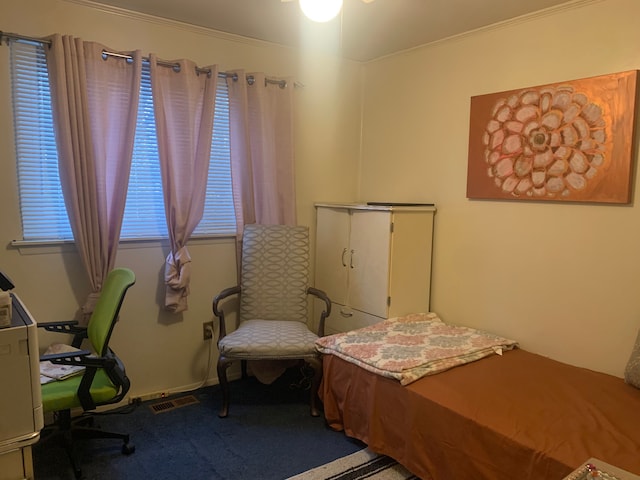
41;369;118;412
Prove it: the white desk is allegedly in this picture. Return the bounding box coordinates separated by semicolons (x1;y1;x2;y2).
0;294;43;480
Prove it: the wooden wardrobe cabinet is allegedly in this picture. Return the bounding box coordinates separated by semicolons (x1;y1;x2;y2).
314;203;435;334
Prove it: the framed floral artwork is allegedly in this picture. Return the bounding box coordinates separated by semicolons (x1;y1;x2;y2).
466;70;638;203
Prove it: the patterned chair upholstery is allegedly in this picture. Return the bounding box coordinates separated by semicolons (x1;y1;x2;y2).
213;224;331;418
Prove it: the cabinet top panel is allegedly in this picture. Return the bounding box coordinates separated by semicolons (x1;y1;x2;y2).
315;202;436;212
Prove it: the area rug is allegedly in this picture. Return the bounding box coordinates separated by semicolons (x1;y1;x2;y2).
286;448;419;480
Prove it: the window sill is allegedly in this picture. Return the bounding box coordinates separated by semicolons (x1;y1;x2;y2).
10;234;236;255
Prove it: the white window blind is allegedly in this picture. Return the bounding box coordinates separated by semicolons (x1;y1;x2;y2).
10;41;70;240
194;74;236;236
9;40;236;242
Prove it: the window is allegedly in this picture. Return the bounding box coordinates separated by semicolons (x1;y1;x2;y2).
9;40;236;242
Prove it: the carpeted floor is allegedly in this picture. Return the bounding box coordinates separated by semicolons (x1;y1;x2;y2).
33;367;365;480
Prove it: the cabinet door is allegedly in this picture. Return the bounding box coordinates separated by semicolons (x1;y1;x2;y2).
387;211;434;317
348;210;391;318
315;207;350;306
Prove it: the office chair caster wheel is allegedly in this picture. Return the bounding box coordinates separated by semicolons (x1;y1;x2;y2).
122;443;135;455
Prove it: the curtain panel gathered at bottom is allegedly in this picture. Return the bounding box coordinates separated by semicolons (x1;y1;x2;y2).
45;34;142;325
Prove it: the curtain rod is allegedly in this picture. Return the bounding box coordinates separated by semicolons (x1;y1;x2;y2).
0;30;303;89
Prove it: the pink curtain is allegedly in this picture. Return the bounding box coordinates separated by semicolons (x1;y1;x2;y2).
149;55;218;313
227;70;297;238
46;35;141;325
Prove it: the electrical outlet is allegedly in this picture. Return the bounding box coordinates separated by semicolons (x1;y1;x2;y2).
202;321;214;341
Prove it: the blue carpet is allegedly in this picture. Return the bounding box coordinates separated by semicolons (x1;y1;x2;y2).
33;367;364;480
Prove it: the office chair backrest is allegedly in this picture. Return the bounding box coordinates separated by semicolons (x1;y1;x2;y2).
87;268;136;356
240;224;309;324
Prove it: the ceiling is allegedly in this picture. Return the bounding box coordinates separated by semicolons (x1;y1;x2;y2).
91;0;574;62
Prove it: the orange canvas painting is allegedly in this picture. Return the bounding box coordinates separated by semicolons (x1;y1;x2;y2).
466;70;638;203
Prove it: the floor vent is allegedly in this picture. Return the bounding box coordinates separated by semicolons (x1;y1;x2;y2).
149;395;199;414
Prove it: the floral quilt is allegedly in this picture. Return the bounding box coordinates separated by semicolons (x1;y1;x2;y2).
315;312;518;385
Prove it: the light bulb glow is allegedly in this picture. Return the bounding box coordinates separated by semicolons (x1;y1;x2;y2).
299;0;343;22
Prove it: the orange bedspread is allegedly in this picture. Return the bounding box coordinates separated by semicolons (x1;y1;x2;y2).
320;349;640;480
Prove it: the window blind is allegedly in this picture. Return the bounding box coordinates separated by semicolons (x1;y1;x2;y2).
10;41;72;240
9;40;236;242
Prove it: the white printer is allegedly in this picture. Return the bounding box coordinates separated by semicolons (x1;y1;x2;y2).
0;280;44;480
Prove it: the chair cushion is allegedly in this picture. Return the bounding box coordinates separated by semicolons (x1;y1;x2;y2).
219;320;319;360
41;369;118;413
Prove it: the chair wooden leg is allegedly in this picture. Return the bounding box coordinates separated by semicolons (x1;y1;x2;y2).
217;356;232;418
306;357;323;417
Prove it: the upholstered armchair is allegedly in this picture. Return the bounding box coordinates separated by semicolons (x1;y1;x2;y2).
212;224;331;418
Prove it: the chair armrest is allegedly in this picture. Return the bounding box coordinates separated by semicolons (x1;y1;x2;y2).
45;351;116;370
212;285;240;340
213;286;240;314
74;352;121;411
308;287;331;337
40;349;92;365
38;320;88;348
38;319;83;333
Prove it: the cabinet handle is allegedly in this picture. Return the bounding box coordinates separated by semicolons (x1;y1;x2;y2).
350;249;355;269
341;248;347;267
339;307;353;317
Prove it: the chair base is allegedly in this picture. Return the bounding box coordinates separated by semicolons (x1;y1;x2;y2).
40;410;135;479
217;356;322;418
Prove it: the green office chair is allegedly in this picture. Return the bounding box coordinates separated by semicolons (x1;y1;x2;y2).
38;267;136;479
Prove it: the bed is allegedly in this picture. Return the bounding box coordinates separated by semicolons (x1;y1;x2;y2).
317;314;640;479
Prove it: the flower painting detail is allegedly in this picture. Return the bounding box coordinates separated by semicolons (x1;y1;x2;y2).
485;86;606;197
466;71;638;203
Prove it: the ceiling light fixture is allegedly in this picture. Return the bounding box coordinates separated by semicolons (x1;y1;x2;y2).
299;0;343;22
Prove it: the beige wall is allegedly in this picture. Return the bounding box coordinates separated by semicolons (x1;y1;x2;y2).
2;0;636;404
359;0;640;377
0;0;362;398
